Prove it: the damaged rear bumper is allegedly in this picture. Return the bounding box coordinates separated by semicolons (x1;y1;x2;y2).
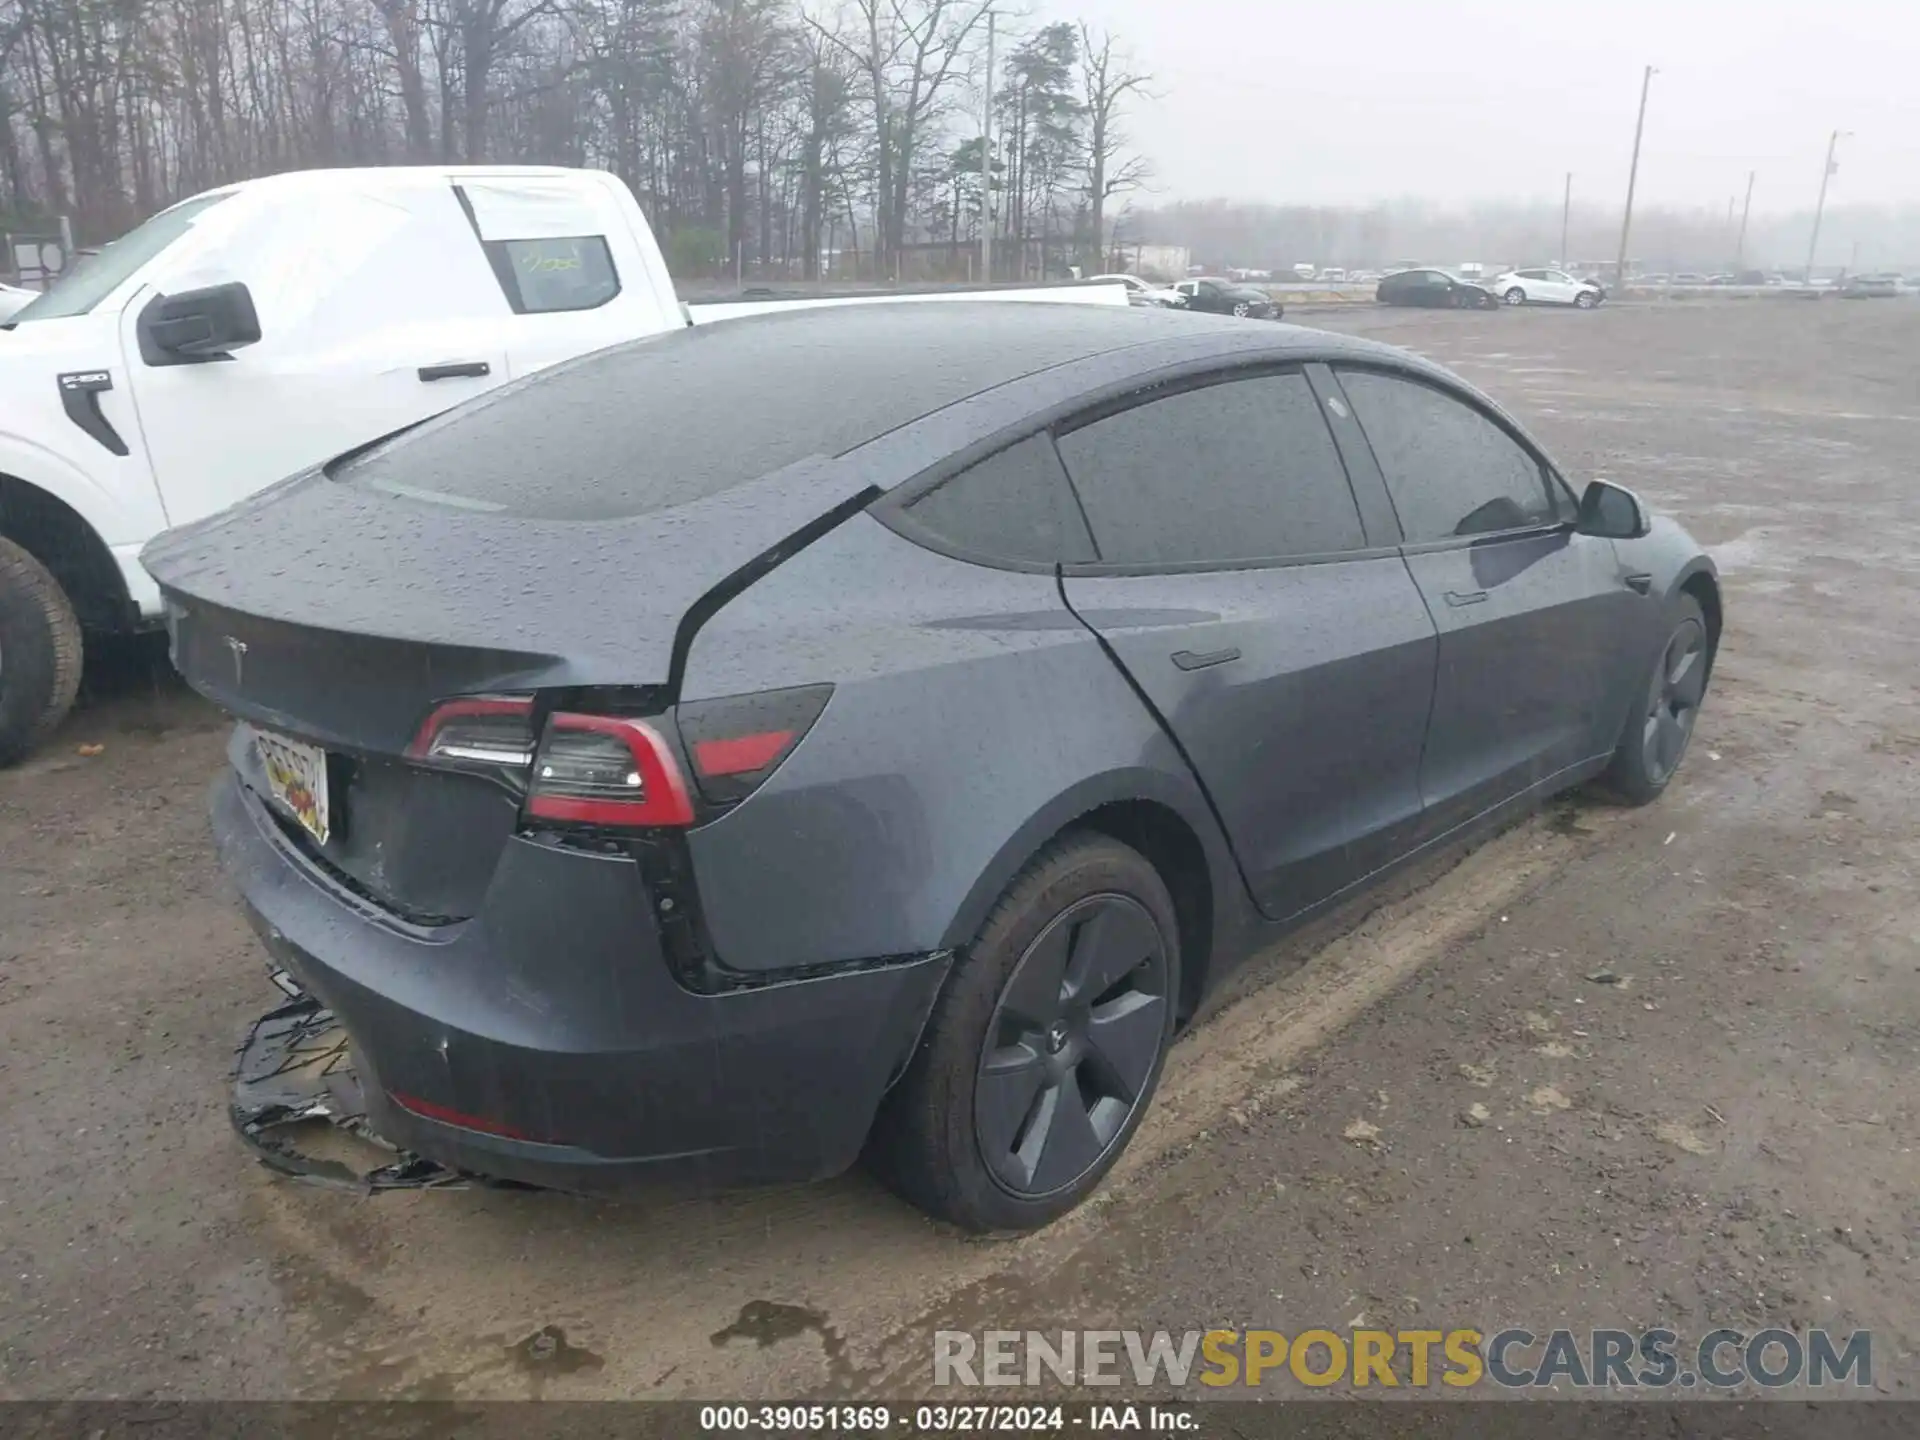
214;768;951;1196
231;979;491;1192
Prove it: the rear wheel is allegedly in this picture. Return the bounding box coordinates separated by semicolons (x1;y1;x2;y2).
0;537;83;767
1598;595;1709;805
869;833;1179;1232
1504;286;1527;306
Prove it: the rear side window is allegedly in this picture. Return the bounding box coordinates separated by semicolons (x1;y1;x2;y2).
484;236;620;314
903;434;1095;564
1055;371;1366;566
1337;369;1555;543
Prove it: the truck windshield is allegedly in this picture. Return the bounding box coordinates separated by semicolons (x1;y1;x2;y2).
7;192;232;324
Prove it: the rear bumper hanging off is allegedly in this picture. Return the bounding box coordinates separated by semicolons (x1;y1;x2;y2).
230;977;504;1193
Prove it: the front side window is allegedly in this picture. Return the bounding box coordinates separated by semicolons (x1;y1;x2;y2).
1055;371;1366;566
902;433;1095;565
484;235;620;314
1337;369;1556;543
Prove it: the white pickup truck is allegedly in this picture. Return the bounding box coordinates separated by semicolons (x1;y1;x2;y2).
0;165;1126;762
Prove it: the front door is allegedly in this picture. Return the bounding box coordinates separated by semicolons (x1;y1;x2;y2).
121;181;507;529
1055;368;1438;921
1331;366;1640;832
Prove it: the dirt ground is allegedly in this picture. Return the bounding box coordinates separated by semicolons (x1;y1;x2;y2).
1;299;1917;1404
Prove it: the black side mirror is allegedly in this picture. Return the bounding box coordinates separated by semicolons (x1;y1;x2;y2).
1577;478;1650;539
137;281;261;366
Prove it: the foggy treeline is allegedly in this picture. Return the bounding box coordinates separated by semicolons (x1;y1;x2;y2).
0;0;1152;279
1123;197;1920;277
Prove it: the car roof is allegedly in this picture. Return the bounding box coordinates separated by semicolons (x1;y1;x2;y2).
336;301;1444;520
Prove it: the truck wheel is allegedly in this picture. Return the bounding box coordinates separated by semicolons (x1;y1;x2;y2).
0;536;84;766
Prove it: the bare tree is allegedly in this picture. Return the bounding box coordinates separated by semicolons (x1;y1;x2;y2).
1076;21;1145;269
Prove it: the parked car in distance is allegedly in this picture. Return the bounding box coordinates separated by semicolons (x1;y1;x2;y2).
1316;268;1349;284
0;283;34;322
1088;273;1186;308
1376;269;1500;309
1174;277;1283;319
1838;273;1901;298
151;302;1719;1233
1672;272;1709;286
1491;268;1605;308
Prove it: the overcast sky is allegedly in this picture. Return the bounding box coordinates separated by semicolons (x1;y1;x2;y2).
1058;0;1920;214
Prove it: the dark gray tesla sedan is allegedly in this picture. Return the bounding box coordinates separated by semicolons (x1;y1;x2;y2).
145;302;1719;1232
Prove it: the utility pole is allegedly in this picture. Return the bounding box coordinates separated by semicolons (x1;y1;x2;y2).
1803;129;1847;284
1736;170;1755;267
1614;66;1655;290
980;8;994;285
1561;173;1572;267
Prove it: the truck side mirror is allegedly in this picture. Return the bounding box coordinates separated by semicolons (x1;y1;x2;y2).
137;281;261;365
1576;478;1650;539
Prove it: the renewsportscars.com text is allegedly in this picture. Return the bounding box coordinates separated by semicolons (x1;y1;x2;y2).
933;1328;1872;1390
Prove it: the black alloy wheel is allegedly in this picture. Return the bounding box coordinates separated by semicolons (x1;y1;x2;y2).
974;893;1169;1198
1640;613;1707;787
867;832;1180;1232
1598;594;1711;805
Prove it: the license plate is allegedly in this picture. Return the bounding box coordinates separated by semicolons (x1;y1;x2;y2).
256;731;331;845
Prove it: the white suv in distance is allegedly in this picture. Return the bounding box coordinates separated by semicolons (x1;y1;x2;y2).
1492;268;1605;308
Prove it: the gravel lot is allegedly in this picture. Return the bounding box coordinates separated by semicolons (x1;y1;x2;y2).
1;299;1917;1403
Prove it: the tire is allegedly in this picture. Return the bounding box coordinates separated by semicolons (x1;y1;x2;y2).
1597;595;1710;806
1574;291;1598;309
0;536;84;767
1480;293;1500;310
869;832;1180;1233
1232;301;1251;317
1504;287;1527;306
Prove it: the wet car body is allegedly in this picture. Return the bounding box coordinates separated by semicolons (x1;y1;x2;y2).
148;302;1720;1228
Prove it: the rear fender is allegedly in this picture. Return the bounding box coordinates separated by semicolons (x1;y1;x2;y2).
677;518;1257;984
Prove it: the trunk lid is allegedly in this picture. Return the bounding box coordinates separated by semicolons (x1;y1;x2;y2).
146;455;875;752
148;456;875;922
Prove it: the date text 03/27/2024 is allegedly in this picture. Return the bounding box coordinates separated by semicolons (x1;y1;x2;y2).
697;1406;1187;1433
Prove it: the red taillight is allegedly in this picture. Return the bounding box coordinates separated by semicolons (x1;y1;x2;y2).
693;730;795;777
676;684;833;805
408;696;536;770
526;713;696;828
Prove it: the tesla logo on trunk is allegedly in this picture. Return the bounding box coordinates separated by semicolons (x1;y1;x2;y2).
224;636;248;685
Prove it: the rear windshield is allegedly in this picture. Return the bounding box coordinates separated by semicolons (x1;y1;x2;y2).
336;302;1167;520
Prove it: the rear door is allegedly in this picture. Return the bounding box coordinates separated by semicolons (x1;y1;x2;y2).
1331;366;1640;833
453;176;677;379
1057;367;1438;922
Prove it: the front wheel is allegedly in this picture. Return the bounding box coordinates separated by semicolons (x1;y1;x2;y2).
1232;301;1251;317
1480;292;1500;310
0;536;84;767
869;832;1179;1232
1575;291;1598;309
1504;286;1527;306
1597;595;1709;805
